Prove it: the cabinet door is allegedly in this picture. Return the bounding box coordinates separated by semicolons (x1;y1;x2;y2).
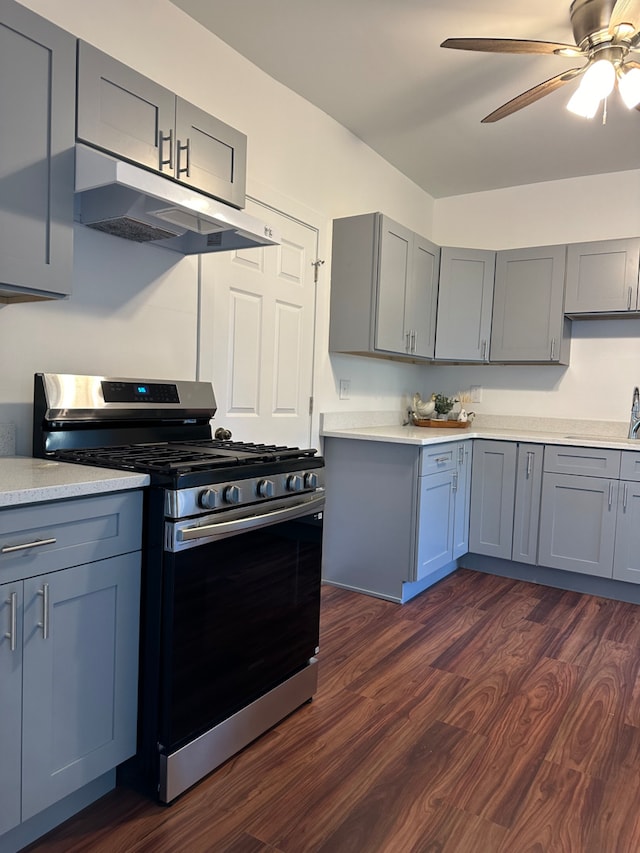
538;473;617;577
21;554;140;821
175;98;246;208
0;580;22;835
435;248;495;361
415;470;454;580
408;234;439;359
490;245;568;363
613;481;640;583
468;440;517;559
0;2;75;300
453;441;472;559
512;444;543;564
77;41;175;174
375;216;412;355
564;238;640;314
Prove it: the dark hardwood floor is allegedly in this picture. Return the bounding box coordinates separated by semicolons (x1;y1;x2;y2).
25;568;640;852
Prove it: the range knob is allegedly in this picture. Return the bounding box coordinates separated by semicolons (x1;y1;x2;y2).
286;474;304;492
304;472;319;489
257;479;275;498
223;484;243;505
198;488;219;510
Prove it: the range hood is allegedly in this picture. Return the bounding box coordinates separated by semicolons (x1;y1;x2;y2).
74;144;280;254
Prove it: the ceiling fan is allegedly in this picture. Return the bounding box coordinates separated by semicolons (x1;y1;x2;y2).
441;0;640;121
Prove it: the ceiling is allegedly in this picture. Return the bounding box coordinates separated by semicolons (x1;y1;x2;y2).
170;0;640;198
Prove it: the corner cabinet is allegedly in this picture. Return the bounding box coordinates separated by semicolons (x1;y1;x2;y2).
322;437;469;602
564;238;640;315
77;41;247;208
0;1;75;303
435;247;495;362
329;212;440;362
490;245;571;363
0;492;142;839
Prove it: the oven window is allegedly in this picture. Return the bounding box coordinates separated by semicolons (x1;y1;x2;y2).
160;515;322;750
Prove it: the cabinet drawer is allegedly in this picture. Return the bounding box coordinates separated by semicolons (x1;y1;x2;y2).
544;445;621;478
0;491;142;584
420;442;460;475
620;451;640;482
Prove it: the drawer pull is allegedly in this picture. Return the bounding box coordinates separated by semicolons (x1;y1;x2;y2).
37;584;49;640
526;451;534;478
608;481;614;509
434;456;449;464
624;482;629;511
452;471;459;492
1;537;56;555
5;591;17;652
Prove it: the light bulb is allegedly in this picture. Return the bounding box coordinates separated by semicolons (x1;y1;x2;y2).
566;86;600;118
619;66;640;108
581;59;616;99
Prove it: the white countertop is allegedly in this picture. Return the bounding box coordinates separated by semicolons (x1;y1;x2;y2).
0;457;149;508
321;422;640;451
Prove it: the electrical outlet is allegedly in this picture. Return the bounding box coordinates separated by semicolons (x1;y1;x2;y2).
339;379;351;400
470;385;483;403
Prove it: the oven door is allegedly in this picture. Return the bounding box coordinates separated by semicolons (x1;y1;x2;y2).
160;493;324;753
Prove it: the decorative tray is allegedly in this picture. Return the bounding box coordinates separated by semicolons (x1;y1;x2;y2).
412;418;471;429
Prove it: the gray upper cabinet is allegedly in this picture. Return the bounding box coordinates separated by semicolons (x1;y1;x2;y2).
490;245;570;364
435;247;495;362
329;212;439;361
564;238;640;315
0;1;75;302
77;42;247;208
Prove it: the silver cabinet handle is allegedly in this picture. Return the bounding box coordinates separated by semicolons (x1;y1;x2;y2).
434;456;449;464
5;591;17;653
458;444;464;465
452;471;459;492
608;481;614;509
37;584;49;640
176;138;191;178
481;339;487;361
412;330;417;353
624;482;629;511
550;338;556;360
628;286;633;311
405;331;411;353
159;128;174;171
526;451;533;478
1;537;56;554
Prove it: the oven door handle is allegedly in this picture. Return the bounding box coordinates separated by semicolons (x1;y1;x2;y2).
175;493;325;544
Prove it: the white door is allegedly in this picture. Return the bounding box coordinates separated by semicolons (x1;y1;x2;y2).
198;200;318;448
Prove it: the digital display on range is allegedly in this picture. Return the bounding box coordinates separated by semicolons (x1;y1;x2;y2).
101;381;180;403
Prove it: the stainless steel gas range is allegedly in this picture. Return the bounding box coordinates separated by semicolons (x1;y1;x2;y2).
32;373;325;803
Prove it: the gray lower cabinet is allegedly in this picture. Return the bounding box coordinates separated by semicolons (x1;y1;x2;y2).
564;238;640;315
435;247;495;362
490;245;570;363
512;443;543;565
322;437;469;602
416;441;471;579
468;440;517;559
77;42;247;208
538;445;621;577
613;481;640;583
0;492;142;839
329;212;440;361
0;1;75;302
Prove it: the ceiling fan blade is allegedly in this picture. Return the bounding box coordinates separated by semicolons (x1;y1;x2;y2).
609;0;640;32
481;66;585;123
441;37;583;56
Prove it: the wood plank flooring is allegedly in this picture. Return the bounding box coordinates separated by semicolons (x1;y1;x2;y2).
24;568;640;852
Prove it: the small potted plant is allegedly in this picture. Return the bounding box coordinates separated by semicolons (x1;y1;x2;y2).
433;393;454;420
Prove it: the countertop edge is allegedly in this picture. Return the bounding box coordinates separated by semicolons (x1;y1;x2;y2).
0;457;149;508
320;425;640;451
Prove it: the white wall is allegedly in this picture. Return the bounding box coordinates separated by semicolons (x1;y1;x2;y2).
5;0;640;454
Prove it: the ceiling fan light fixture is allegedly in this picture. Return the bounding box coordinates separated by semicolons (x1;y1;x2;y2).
618;65;640;107
581;59;616;98
566;85;602;117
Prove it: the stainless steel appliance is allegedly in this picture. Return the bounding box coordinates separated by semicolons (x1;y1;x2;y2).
32;373;324;803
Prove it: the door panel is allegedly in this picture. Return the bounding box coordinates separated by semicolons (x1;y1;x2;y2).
200;202;317;447
0;581;22;835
